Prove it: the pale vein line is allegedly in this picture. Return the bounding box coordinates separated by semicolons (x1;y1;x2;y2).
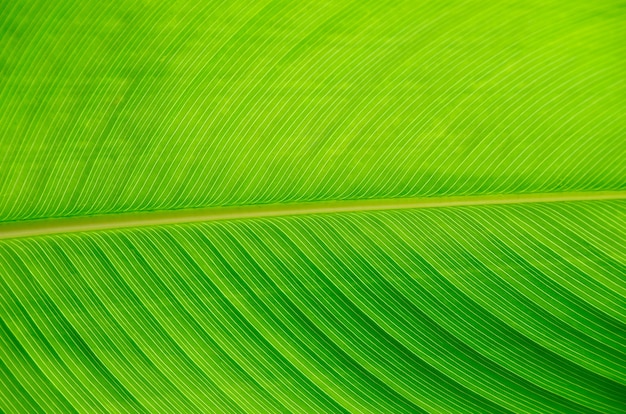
1;191;624;241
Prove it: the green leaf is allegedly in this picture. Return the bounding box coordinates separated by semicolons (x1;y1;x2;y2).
1;1;625;413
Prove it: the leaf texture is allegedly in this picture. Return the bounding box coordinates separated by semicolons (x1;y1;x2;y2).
1;201;625;412
1;0;625;221
1;1;625;413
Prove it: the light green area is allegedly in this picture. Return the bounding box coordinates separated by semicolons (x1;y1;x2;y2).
1;0;625;222
1;201;625;413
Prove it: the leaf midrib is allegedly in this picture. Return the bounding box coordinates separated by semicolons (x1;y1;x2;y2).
1;190;624;241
